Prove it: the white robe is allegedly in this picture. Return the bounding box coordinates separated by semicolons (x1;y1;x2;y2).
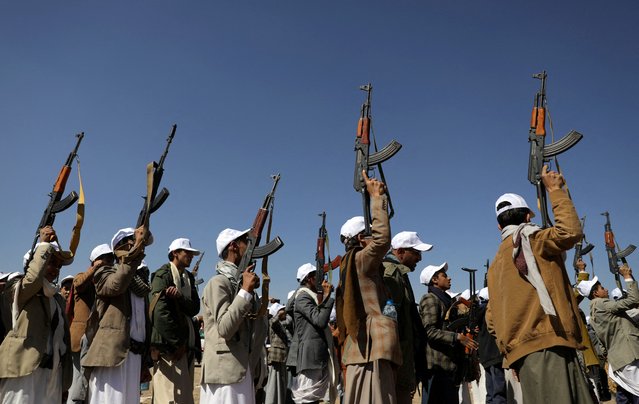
87;292;145;403
200;367;254;404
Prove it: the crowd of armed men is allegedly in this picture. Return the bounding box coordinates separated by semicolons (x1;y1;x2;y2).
1;162;638;404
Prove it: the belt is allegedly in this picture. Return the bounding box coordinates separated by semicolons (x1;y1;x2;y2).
129;338;146;355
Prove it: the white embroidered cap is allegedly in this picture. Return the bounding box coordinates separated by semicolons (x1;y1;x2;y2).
479;287;489;301
90;244;113;262
269;303;285;317
216;228;250;257
610;287;623;300
419;262;448;285
391;231;433;251
296;263;317;284
340;216;366;239
576;276;599;298
495;193;535;218
168;238;201;256
23;241;73;267
111;228;154;250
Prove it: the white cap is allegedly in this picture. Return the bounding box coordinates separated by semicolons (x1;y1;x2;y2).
111;228;154;249
216;228;250;257
59;275;74;286
446;290;460;299
391;231;433;251
419;262;448;285
269;303;285;317
461;289;471;300
611;287;623;300
90;244;113;262
287;290;296;300
5;272;22;282
576;276;599;298
168;238;201;256
479;287;489;301
495;193;535;218
340;216;366;239
297;263;317;284
23;241;73;267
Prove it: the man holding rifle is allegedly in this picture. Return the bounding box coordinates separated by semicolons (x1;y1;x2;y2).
486;166;593;403
0;226;73;403
200;228;266;403
336;171;401;404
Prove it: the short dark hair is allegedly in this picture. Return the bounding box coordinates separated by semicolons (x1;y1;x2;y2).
496;201;530;228
588;282;601;300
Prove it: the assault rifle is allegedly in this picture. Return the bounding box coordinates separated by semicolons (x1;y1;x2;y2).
192;251;205;289
447;267;480;382
528;71;583;228
602;211;636;291
136;124;176;228
25;133;84;271
573;216;595;274
315;212;341;304
353;83;402;235
239;175;285;318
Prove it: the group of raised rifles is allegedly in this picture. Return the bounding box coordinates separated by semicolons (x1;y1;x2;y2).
0;79;638;404
0;167;638;404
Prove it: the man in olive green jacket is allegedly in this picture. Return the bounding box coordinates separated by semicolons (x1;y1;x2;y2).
149;238;201;404
0;226;73;403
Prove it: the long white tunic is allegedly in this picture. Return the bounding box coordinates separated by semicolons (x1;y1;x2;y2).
200;367;254;404
87;292;145;403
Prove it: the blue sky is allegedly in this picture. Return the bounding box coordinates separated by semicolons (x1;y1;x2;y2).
1;1;638;310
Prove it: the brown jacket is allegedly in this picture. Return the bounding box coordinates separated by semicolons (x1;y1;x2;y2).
486;189;584;367
82;253;144;368
0;243;72;389
341;195;402;366
69;266;96;352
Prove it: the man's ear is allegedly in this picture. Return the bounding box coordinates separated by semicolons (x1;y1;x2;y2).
497;223;503;231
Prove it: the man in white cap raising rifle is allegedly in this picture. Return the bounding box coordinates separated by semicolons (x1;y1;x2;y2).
200;228;266;404
335;171;401;404
149;237;201;404
82;226;151;404
66;243;113;404
0;225;74;403
383;231;433;404
486;166;593;403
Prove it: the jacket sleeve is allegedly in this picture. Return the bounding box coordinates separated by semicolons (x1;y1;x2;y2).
420;293;455;345
599;281;639;314
206;275;251;340
358;195;391;277
93;262;136;297
73;266;96;292
18;243;53;309
534;189;583;255
295;291;334;329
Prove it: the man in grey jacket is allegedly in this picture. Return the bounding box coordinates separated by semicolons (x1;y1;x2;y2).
578;264;639;401
290;263;334;404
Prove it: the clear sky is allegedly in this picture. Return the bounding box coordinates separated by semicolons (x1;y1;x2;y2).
1;1;638;310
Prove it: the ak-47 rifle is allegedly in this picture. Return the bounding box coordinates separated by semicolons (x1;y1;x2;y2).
240;174;285;318
573;216;595;276
353;83;402;235
528;71;583;228
25;133;84;271
192;251;205;289
136;124;176;229
602;211;636;291
315;212;341;304
447;267;481;383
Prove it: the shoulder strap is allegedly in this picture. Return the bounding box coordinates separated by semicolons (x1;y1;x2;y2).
148;289;165;319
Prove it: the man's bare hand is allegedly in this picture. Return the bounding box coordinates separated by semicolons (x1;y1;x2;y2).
39;226;57;243
620;264;633;279
541;165;565;192
576;258;587;272
322;280;333;298
165;286;182;299
458;333;479;350
363;170;386;197
241;265;260;293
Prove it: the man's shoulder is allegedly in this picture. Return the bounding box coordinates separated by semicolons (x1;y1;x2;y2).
152;263;172;278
